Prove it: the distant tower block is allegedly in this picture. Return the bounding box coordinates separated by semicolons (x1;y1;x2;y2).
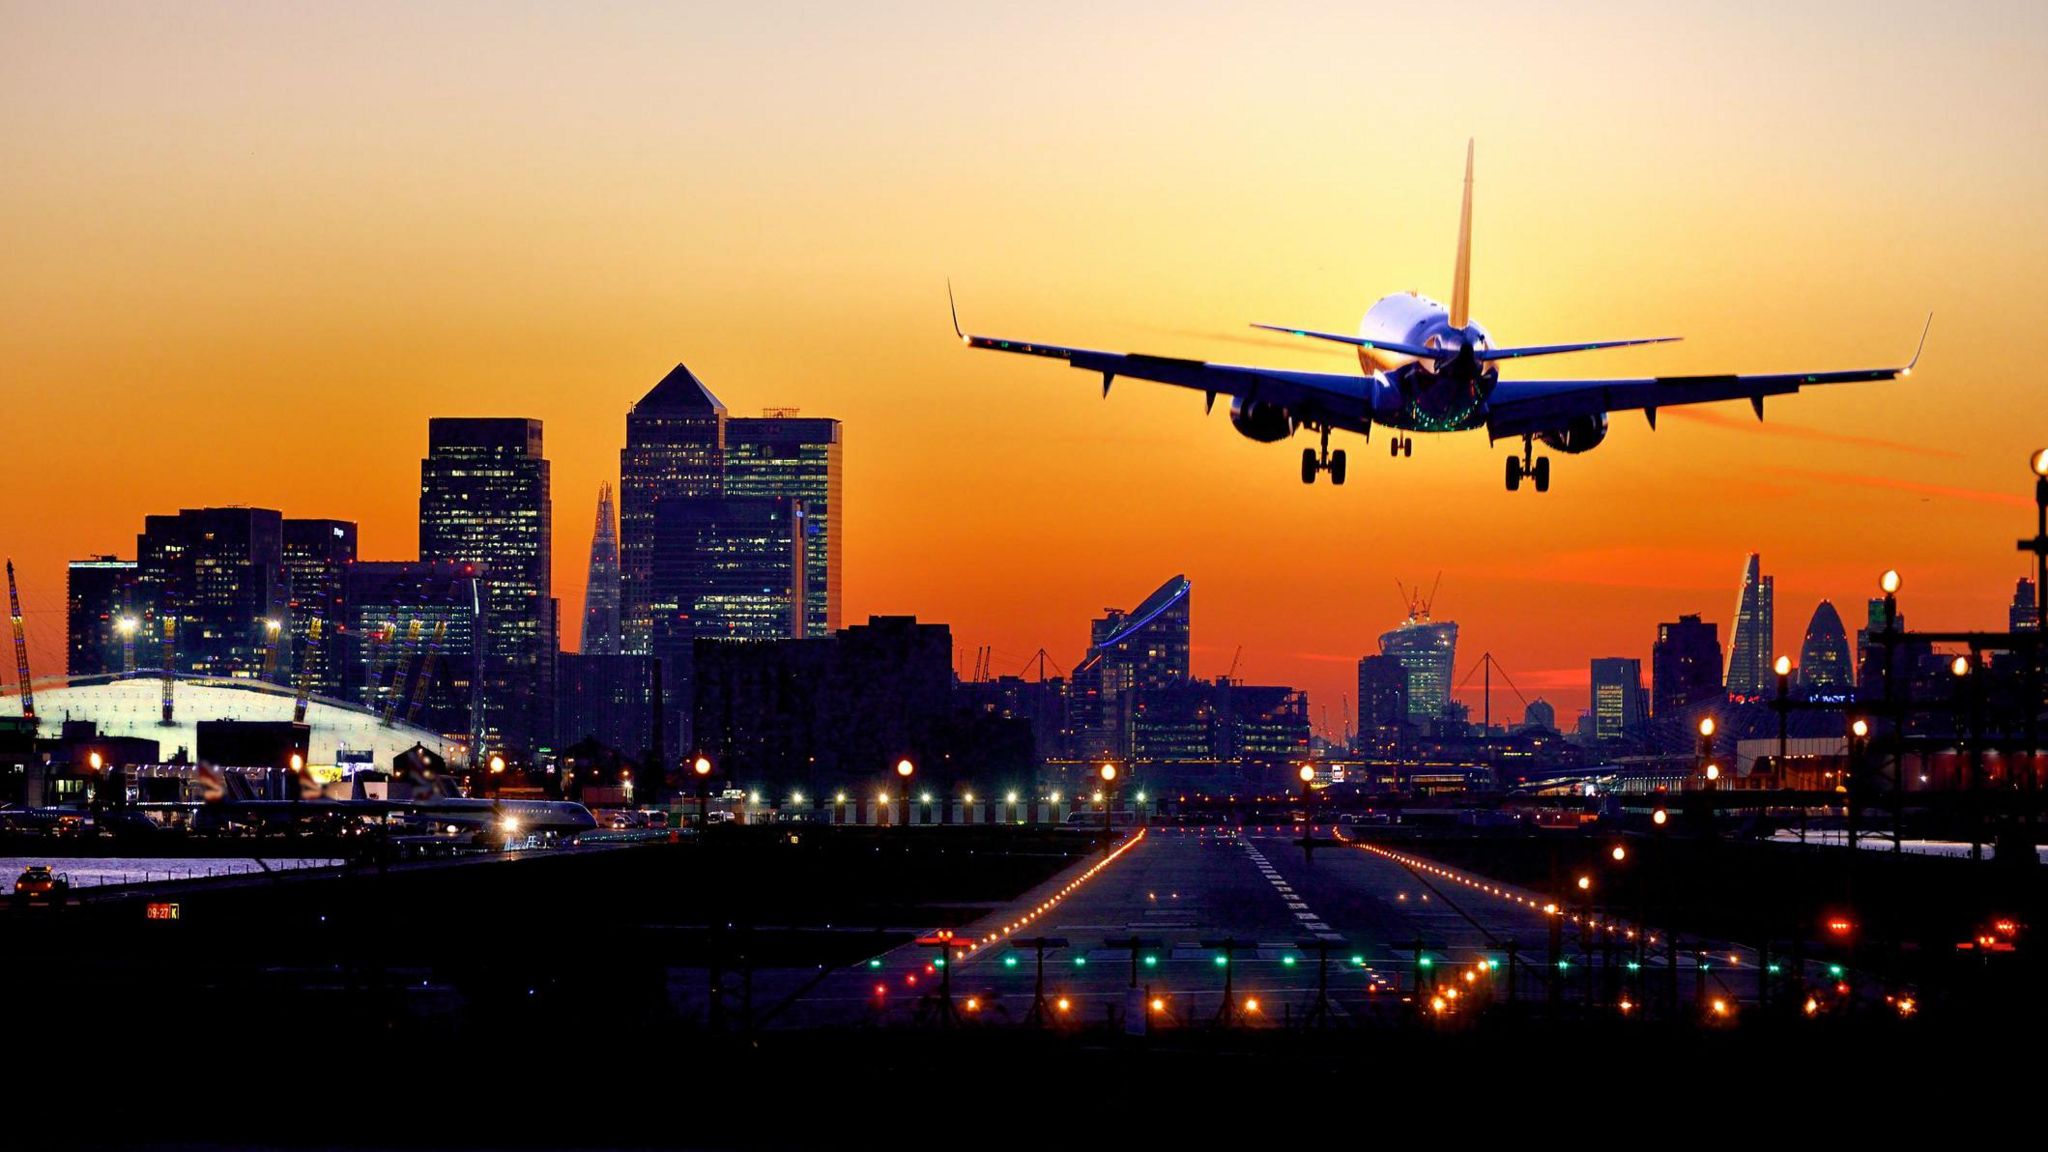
581;483;622;655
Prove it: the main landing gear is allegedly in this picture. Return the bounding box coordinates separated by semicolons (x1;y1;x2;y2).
1505;435;1551;493
1301;427;1347;485
1388;435;1413;458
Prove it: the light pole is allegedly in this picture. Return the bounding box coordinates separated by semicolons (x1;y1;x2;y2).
1880;568;1905;855
895;758;915;827
1099;762;1118;846
1952;654;1983;861
1298;763;1317;862
692;754;713;832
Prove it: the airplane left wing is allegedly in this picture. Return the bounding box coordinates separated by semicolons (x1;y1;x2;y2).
1485;318;1929;439
956;313;1378;433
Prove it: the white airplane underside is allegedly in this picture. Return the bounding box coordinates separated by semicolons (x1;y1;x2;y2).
954;142;1928;492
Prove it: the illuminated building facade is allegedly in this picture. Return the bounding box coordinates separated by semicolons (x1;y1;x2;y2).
282;518;356;698
135;507;289;681
727;413;842;636
1589;656;1647;743
341;560;484;753
1071;575;1192;757
420;417;555;756
67;556;137;679
580;483;622;656
1796;599;1855;696
1380;613;1457;727
1725;552;1774;698
620;364;727;654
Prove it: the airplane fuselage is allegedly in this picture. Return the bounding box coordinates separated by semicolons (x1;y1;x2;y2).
1356;292;1497;434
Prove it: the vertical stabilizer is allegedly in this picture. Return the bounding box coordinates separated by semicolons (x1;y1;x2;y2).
1449;140;1475;328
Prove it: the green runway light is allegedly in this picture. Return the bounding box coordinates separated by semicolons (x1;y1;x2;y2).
1417;957;1433;969
868;960;882;969
1282;956;1296;967
1828;964;1845;978
1557;960;1571;970
1003;955;1018;968
1143;955;1158;967
1352;955;1366;966
1073;956;1087;967
1625;962;1642;971
1214;955;1229;967
1768;964;1782;974
934;958;946;968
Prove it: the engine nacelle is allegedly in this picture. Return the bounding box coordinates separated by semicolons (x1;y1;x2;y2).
1538;413;1609;455
1229;397;1293;443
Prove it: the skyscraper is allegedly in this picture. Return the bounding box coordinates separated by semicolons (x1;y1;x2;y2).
580;483;622;656
1380;606;1457;726
419;418;554;756
620;364;727;654
649;495;808;751
727;412;843;636
66;556;137;678
282;518;356;698
1725;553;1774;698
1071;575;1192;757
136;507;289;680
1796;599;1854;695
1589;657;1647;742
1355;653;1409;755
1651;614;1722;716
2012;578;2041;632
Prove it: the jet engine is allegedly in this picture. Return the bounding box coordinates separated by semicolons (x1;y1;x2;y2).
1537;413;1608;454
1229;397;1293;443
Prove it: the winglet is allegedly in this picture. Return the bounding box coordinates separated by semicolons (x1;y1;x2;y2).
1449;139;1475;329
1902;312;1932;376
947;279;967;343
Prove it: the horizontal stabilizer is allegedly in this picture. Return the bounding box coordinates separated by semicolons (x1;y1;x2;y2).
1250;323;1438;360
1477;337;1681;362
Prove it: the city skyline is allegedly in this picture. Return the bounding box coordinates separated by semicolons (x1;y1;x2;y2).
6;3;2046;727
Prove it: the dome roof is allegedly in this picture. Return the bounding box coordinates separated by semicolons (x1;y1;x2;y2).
0;675;453;767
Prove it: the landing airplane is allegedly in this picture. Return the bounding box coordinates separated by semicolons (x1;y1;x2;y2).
952;142;1928;492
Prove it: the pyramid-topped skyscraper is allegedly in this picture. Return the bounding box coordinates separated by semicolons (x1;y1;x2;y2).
620;364;726;653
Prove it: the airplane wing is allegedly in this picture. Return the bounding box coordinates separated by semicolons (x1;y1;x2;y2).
1484;318;1930;439
957;325;1377;433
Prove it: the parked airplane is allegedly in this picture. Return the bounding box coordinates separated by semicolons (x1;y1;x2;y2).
952;141;1927;492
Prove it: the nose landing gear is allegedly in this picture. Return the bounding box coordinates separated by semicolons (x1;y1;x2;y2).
1505;435;1551;493
1300;427;1348;485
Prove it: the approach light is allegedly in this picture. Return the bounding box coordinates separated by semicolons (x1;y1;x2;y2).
1576;875;1592;891
1005;791;1019;804
1881;569;1901;595
1651;808;1668;827
1774;655;1792;677
1611;845;1627;862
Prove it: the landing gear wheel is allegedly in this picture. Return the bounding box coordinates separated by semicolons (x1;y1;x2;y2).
1329;449;1347;486
1402;437;1413;458
1390;438;1400;458
1301;448;1318;485
1505;455;1523;492
1533;456;1551;493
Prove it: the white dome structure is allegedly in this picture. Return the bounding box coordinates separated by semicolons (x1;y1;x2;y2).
0;675;454;768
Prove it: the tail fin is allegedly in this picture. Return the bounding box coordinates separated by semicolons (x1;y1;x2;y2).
1449;139;1474;328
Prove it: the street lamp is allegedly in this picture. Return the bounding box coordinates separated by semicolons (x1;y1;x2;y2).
896;758;915;826
1099;762;1119;842
692;754;713;831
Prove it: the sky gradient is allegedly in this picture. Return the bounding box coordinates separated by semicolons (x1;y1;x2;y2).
5;2;2046;734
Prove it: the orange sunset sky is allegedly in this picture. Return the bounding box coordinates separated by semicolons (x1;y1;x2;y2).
4;2;2046;734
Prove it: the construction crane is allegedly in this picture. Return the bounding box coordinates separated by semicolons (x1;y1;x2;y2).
405;621;446;726
160;616;178;725
292;617;324;724
381;619;422;724
6;560;35;722
1225;645;1243;684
